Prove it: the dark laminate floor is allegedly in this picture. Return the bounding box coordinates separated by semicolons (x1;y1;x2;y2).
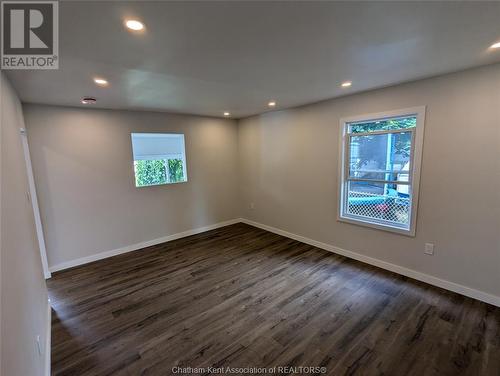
48;223;500;376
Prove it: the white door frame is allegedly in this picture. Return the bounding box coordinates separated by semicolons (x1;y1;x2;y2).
20;128;51;279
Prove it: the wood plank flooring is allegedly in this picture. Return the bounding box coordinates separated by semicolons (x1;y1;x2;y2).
48;223;500;376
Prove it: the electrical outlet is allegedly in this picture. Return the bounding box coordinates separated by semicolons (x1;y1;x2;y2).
36;335;42;356
424;243;434;255
249;202;255;210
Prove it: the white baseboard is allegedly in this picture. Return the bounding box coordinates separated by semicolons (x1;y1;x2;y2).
240;218;500;308
45;298;51;376
49;219;241;273
48;216;500;308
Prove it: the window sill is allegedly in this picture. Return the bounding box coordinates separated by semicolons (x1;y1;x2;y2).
337;215;415;237
135;180;188;188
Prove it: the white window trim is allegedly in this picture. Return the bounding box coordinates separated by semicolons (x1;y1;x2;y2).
337;106;426;236
131;133;188;188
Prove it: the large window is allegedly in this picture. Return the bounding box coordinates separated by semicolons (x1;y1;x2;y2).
131;133;187;187
338;107;425;235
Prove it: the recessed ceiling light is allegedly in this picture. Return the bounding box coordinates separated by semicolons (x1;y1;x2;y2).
490;42;500;49
341;81;352;88
223;112;230;116
125;20;145;31
81;97;97;104
268;101;276;107
94;78;108;86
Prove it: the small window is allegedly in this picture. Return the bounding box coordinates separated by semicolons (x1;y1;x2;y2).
131;133;187;187
338;107;425;235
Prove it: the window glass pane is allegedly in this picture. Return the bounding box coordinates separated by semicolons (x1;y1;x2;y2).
346;181;411;227
167;159;184;183
348;116;416;134
134;159;167;187
349;131;411;181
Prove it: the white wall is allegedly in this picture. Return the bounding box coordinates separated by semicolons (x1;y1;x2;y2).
23;105;240;269
238;64;500;300
1;73;49;375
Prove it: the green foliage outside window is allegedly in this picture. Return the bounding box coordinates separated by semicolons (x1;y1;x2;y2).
349;116;416;134
167;159;184;183
134;160;166;187
134;159;185;187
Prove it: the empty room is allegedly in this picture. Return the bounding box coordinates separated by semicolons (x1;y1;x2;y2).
1;1;500;375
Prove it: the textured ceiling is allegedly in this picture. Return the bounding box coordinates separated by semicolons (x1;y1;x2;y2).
5;1;500;118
